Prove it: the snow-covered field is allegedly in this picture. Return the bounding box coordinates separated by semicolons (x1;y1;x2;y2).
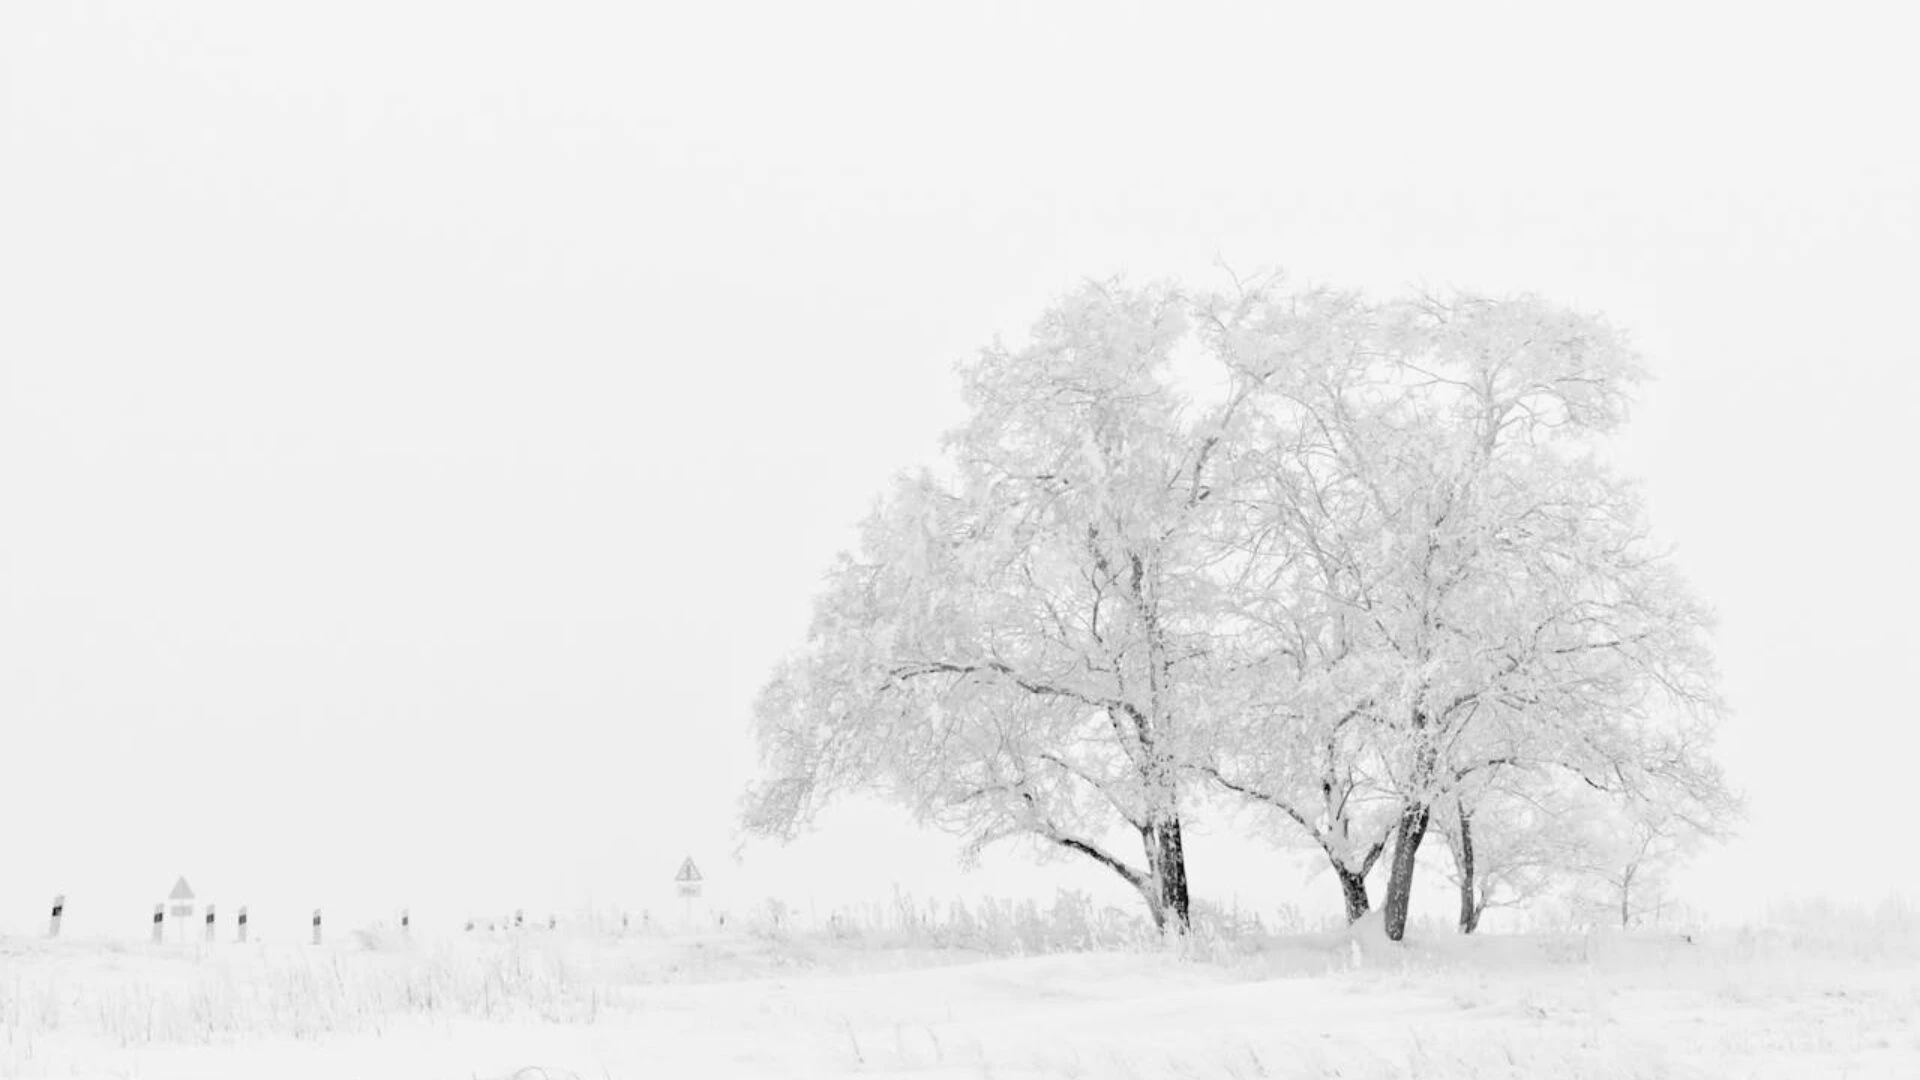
5;908;1917;1079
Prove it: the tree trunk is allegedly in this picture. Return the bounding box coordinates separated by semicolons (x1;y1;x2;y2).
1381;801;1431;942
1619;865;1635;929
1453;806;1480;935
1335;864;1372;923
1141;816;1191;934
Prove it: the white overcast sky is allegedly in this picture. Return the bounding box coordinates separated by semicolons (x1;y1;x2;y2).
2;1;1916;935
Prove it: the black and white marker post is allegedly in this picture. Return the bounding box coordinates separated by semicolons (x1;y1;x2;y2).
312;908;322;946
205;904;216;944
49;894;64;938
401;908;410;937
152;904;164;944
237;906;249;944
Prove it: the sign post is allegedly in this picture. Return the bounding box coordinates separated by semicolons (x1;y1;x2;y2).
167;877;196;944
674;856;703;928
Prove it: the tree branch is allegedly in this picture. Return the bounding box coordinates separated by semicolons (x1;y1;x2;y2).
1039;751;1145;829
1203;766;1317;836
887;660;1123;714
1016;791;1150;892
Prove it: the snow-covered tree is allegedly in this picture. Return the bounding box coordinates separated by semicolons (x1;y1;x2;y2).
1360;292;1725;941
743;272;1732;943
1185;280;1404;922
1434;708;1738;934
1433;768;1597;934
1577;811;1690;930
1190;281;1728;940
1562;735;1740;929
741;280;1259;933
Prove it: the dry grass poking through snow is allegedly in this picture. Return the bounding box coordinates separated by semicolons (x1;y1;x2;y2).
3;895;1918;1079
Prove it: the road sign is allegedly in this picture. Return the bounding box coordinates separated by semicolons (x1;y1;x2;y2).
167;877;196;930
675;856;703;898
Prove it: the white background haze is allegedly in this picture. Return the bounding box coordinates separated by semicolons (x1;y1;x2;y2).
2;1;1916;939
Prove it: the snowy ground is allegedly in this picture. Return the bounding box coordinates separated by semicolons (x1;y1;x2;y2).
4;915;1917;1079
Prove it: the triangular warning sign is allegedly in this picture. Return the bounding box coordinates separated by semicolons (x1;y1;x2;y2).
168;877;196;901
674;857;702;883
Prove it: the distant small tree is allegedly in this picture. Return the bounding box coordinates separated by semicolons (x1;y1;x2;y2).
1565;753;1739;929
1591;817;1679;929
1439;735;1739;933
1434;769;1605;934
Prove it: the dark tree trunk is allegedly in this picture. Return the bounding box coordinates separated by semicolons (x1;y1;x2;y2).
1453;806;1480;935
1329;837;1386;923
1335;864;1372;923
1381;801;1431;942
1139;816;1192;934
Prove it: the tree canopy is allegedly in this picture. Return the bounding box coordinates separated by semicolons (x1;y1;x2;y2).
742;273;1735;940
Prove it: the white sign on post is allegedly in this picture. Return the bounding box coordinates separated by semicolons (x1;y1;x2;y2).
674;856;703;930
168;877;196;942
674;856;703;898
